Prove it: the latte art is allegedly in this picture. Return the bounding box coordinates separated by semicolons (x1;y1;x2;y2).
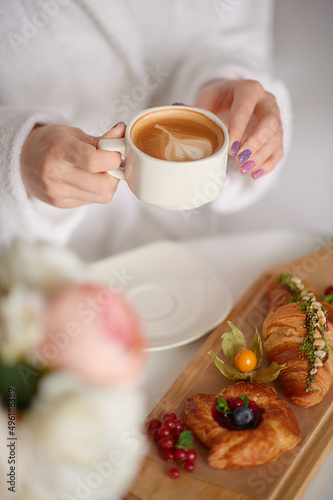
130;108;224;162
154;124;213;161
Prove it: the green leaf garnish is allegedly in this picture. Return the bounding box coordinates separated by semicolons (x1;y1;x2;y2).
279;272;330;389
221;321;246;363
215;394;250;413
240;395;249;407
176;430;195;450
323;294;333;305
216;396;232;413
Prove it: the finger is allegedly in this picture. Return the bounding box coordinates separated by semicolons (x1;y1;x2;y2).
239;131;283;176
47;198;96;209
195;86;222;112
251;147;284;179
71;123;126;174
70;122;125;148
37;148;120;198
32;187;116;208
195;81;232;114
228;81;264;156
64;175;119;204
236;103;282;160
65;168;120;198
36;173;119;206
33;189;95;208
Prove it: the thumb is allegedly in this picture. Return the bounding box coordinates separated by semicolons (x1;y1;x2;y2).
88;122;127;173
85;122;126;148
195;80;231;114
195;88;220;112
100;121;126;140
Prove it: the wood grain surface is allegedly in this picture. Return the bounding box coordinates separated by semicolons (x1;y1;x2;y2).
125;245;333;500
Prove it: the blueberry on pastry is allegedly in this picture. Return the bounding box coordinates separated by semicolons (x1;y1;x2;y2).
182;382;301;469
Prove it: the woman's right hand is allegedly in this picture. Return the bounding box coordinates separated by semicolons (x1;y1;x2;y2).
21;122;125;208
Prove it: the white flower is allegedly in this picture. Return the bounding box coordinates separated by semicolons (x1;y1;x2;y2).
19;373;147;500
0;285;45;363
0;239;87;293
0;239;90;364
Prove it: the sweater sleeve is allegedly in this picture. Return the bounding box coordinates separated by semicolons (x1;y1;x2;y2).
0;106;87;251
162;0;292;213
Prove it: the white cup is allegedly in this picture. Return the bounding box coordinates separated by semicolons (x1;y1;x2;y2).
98;105;229;211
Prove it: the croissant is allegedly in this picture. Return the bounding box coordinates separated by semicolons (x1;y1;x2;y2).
182;382;301;469
262;273;333;407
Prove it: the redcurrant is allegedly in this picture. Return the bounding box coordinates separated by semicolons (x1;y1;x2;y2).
248;400;258;412
159;437;175;450
153;429;160;441
164;418;176;430
227;397;244;411
158;427;171;439
163;412;177;421
185;449;197;462
172;428;182;438
184;460;195;472
148;418;161;432
173;420;184;432
162;450;174;462
174;448;187;461
169;468;180;479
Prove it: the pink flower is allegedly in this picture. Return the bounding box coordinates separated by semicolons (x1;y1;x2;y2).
33;284;148;386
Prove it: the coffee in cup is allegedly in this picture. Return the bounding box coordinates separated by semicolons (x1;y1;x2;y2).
130;108;224;162
98;105;229;211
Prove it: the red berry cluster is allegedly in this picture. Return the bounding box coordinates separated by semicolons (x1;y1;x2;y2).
228;396;258;412
147;412;197;479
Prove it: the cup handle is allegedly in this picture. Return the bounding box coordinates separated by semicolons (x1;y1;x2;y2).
98;138;126;180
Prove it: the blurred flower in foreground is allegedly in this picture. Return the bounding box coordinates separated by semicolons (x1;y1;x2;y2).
20;374;147;500
38;283;147;386
0;239;148;500
0;238;86;292
0;285;44;364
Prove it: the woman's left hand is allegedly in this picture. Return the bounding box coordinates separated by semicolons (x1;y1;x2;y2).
195;79;284;179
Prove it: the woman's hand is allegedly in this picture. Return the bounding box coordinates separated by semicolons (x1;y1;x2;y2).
21;122;125;208
195;79;283;179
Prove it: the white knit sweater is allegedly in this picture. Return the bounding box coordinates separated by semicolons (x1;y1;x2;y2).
0;0;291;259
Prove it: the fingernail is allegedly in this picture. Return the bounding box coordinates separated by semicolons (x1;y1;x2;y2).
112;121;126;129
172;102;186;106
240;160;256;175
238;149;252;164
252;169;264;179
231;141;240;156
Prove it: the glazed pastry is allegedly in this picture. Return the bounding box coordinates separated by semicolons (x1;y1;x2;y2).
263;273;333;407
182;382;301;469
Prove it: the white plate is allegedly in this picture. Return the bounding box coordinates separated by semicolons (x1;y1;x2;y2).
88;241;233;351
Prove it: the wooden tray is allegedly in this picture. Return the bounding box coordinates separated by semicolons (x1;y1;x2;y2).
125;245;333;500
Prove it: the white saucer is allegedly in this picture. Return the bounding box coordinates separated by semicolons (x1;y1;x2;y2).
88;241;233;351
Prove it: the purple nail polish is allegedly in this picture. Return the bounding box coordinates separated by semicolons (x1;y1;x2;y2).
172;102;186;106
238;149;252;164
231;141;240;156
112;121;126;129
240;160;256;175
252;169;264;179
